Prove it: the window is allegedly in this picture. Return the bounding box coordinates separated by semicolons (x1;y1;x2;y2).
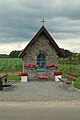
37;52;46;68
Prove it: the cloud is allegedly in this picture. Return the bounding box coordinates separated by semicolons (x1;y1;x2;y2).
0;0;80;53
0;41;28;54
56;38;80;53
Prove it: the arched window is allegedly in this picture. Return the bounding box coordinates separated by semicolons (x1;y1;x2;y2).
37;52;46;68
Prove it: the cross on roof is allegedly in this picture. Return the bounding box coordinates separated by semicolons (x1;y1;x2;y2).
41;18;46;26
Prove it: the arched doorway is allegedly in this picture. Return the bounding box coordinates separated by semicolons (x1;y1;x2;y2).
37;52;46;69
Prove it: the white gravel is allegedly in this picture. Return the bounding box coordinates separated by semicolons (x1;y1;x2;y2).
0;81;80;102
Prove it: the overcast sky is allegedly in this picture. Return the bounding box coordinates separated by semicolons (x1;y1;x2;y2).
0;0;80;54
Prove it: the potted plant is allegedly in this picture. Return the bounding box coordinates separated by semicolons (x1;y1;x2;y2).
54;72;62;81
47;63;59;70
24;63;38;70
38;75;48;81
20;72;28;82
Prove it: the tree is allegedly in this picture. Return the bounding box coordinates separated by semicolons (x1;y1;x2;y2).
76;53;80;59
0;54;9;58
9;50;21;58
61;48;73;57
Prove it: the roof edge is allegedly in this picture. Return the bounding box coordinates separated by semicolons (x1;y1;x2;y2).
19;26;66;58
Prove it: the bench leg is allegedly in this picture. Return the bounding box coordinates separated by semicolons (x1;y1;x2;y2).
5;78;7;83
0;81;3;90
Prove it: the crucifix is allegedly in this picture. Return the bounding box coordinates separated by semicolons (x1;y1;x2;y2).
41;18;46;26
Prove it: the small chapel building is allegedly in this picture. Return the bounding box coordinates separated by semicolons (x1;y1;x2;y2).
19;25;65;80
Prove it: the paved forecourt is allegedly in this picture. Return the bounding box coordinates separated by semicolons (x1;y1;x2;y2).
0;81;80;102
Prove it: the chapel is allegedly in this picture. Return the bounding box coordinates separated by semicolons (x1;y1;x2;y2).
19;23;65;80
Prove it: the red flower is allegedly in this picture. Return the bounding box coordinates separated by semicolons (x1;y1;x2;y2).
47;63;59;67
44;76;48;79
38;75;48;79
38;76;43;79
24;63;38;68
35;65;38;68
20;72;28;76
54;64;59;67
25;63;30;67
54;72;62;75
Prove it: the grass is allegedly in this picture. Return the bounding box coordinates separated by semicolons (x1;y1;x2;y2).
59;64;80;89
8;74;21;82
0;58;23;71
74;73;80;89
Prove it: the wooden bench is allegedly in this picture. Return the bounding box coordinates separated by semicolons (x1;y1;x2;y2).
58;73;77;90
0;74;15;90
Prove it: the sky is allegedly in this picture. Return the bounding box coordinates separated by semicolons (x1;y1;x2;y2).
0;0;80;54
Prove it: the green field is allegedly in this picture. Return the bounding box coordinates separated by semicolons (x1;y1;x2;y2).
0;58;80;88
0;58;23;71
0;58;23;82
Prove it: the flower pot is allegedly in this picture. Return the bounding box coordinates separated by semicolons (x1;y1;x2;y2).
54;72;62;82
54;75;62;81
21;76;27;82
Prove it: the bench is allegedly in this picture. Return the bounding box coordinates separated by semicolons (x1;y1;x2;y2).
0;74;15;90
58;73;77;90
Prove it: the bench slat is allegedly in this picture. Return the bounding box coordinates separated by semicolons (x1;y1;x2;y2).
6;80;15;85
59;78;72;84
66;73;77;77
65;75;76;81
3;80;15;87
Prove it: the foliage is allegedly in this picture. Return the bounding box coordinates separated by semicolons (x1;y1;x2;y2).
76;53;80;59
59;57;80;64
8;75;21;82
9;50;21;58
0;54;9;58
0;58;23;71
60;48;73;57
74;76;80;89
0;50;22;58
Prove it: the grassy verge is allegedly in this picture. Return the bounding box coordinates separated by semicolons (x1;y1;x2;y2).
8;75;21;82
0;71;21;83
59;64;80;89
74;75;80;89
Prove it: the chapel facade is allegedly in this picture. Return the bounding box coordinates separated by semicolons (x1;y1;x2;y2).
19;26;65;80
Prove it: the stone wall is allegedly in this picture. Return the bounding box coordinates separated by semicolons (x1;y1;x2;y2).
23;34;59;80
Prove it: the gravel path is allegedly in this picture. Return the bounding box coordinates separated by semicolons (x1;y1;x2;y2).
0;81;80;102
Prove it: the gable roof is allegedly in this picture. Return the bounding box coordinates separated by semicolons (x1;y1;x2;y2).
19;26;65;58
